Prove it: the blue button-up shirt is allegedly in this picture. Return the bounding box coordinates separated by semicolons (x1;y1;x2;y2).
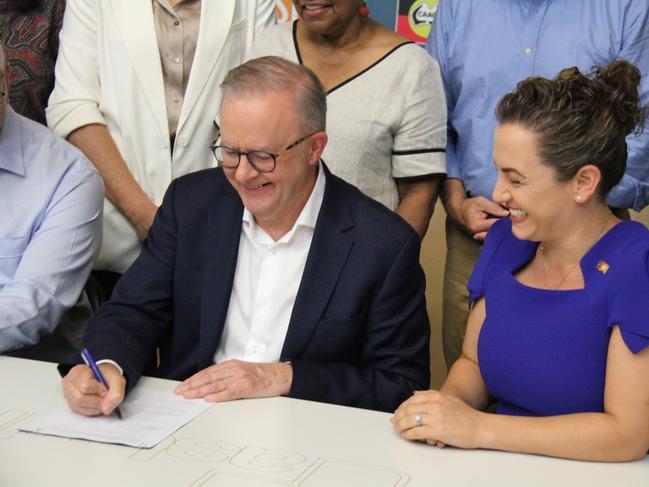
0;107;103;352
427;0;649;210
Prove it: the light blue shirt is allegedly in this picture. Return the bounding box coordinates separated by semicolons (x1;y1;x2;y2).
427;0;649;210
0;107;103;352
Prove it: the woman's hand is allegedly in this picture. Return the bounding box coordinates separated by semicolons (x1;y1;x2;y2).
391;390;487;449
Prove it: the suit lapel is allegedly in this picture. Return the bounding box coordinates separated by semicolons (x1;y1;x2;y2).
197;182;243;369
112;0;169;141
281;168;354;360
178;0;235;132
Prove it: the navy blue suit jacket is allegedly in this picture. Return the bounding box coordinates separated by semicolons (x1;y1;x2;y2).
83;165;430;412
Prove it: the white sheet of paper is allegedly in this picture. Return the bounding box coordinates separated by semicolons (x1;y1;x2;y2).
18;388;213;448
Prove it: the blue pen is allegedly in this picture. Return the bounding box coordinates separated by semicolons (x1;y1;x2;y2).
81;347;123;419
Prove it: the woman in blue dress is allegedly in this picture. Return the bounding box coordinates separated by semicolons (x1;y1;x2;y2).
393;60;649;461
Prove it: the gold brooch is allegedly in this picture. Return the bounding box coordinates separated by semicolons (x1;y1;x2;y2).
596;260;610;274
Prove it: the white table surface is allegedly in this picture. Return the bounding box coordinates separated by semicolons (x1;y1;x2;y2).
1;356;648;487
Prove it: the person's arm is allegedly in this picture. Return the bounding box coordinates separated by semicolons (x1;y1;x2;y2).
439;297;491;410
391;52;446;238
426;2;509;239
46;0;157;239
0;160;103;352
396;175;441;238
78;179;181;388
394;314;649;461
606;3;649;211
68;124;158;240
390;296;489;448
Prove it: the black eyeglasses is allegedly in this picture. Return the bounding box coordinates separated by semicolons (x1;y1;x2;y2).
210;133;316;173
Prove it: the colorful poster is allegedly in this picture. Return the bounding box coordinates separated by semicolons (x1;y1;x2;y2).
275;0;297;23
396;0;438;43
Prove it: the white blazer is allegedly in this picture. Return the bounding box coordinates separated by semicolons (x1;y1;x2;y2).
47;0;276;273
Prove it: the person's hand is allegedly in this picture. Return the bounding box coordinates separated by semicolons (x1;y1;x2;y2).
174;360;293;402
132;201;158;241
391;390;485;449
62;364;126;416
458;196;509;240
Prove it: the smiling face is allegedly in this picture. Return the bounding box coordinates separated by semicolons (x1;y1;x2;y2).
220;90;325;238
292;1;364;36
492;123;576;242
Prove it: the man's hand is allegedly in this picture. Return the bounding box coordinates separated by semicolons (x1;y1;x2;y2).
442;179;509;240
174;360;293;402
459;196;509;240
62;363;126;416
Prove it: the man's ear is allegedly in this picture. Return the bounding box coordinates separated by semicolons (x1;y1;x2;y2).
307;132;328;166
572;164;602;203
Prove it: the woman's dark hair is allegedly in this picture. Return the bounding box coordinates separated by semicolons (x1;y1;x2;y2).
496;60;646;200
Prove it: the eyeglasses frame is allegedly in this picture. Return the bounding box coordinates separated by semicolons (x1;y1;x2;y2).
210;132;317;173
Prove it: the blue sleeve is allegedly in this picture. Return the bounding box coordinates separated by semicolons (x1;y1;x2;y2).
467;218;511;303
426;0;460;180
608;245;649;354
0;160;103;352
606;2;649;211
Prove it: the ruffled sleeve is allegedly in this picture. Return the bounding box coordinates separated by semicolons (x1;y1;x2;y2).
467;218;512;303
608;245;649;354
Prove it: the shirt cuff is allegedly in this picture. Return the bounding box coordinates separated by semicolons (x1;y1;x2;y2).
96;359;124;376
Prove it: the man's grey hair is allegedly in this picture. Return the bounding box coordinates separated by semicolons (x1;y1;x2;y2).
221;56;326;133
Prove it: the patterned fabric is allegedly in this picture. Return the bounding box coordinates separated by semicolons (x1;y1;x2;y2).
0;0;65;124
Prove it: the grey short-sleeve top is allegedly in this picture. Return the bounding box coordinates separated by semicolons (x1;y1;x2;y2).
248;21;446;210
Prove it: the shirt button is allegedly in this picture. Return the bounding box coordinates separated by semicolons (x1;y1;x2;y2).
524;47;533;55
174;19;180;26
173;94;180;103
173;56;181;64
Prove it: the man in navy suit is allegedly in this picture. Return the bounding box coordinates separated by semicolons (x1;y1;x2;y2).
61;56;430;414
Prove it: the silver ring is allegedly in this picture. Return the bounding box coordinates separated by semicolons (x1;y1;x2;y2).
415;411;423;427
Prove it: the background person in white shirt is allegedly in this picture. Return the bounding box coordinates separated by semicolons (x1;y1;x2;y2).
61;56;430;415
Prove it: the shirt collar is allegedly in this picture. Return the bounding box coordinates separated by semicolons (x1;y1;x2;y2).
0;107;25;176
242;162;326;241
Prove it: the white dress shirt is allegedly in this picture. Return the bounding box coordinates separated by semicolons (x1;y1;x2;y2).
214;166;326;364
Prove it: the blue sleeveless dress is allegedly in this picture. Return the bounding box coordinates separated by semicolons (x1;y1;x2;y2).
469;218;649;416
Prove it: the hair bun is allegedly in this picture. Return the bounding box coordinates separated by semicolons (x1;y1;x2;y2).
591;60;645;136
496;59;647;200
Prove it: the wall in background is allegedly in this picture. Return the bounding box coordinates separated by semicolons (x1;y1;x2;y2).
366;0;397;29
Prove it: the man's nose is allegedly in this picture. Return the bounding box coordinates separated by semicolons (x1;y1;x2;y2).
234;153;260;182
